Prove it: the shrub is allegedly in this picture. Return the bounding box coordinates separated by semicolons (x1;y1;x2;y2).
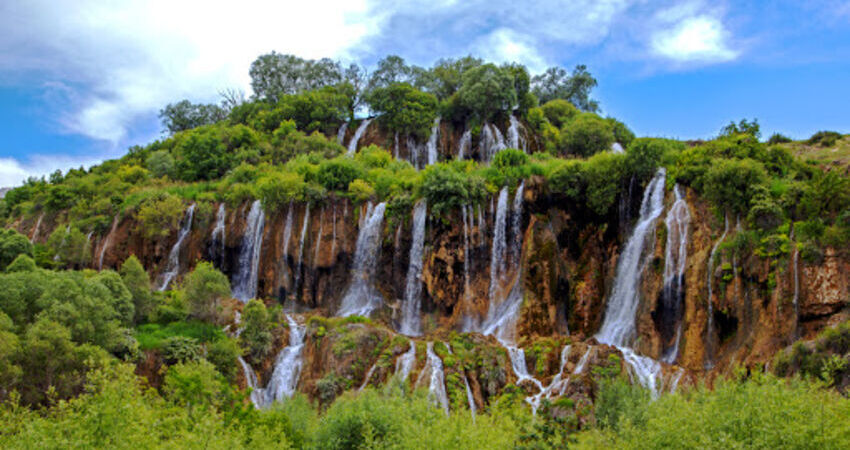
767;133;792;145
367;83;439;138
560;113;614;157
120;255;154;324
257;171;306;210
160;336;202;365
240;299;273;362
419;164;487;219
318;158;363;191
807;130;842;147
702;158;768;215
206;337;242;382
540;99;578;129
0;229;33;271
183;262;231;324
135;193;185;240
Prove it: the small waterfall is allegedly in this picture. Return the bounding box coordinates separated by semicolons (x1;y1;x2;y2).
507;115;525;151
232;200;265;302
358;363;378;391
462;206;471;307
596;169;667;396
660;185;690;364
158;203;196;291
394;341;416;384
479;123;506;163
330;204;337;258
406;136;420;169
210;204;227;265
98;214;119;270
477;205;485;246
337;122;348;146
447;344;477;419
260;314;307;406
511;182;525;266
400;200;427;336
346;118;372;155
337;202;387;317
292;205;311;293
488;187;510;304
313;207;324;265
425;342;450;415
573;347;593;375
705;213;729;369
457;130;472;160
670;368;685;393
426;117;440;166
280;204;295;289
30;213;44;243
611;142;625;154
238;356;264;407
393;132;399;159
527;345;572;413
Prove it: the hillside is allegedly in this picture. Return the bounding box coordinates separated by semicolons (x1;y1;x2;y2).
2;54;850;448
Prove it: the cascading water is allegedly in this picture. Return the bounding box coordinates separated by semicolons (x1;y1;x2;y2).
705;213;729;368
406;136;421;169
98;214;119;270
292;205;311;293
479;123;506;163
611;142;625;154
158;203;196;291
337;202;387;317
660;185;690;364
507;115;525;151
232;200;265;302
238;356;264;407
30;213;43;243
400;200;427;336
488;187;509;304
527;345;572;413
313;207;324;264
346;118;372;155
462;206;472;311
573;347;593;375
358;363;378;391
446;344;477;419
426;117;440;166
595;168;667;396
394;341;416;384
425;342;450;415
259;314;306;406
210;203;227;266
330;204;337;258
457;130;472;160
393;132;399;159
280;203;295;287
337;122;348;146
511;182;525;266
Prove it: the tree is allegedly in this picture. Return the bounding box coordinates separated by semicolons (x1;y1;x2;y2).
366;82;438;138
532;65;599;112
0;228;32;271
720;118;761;139
419;164;487;219
146;150;175;179
425;56;483;100
46;226;91;269
92;271;135;327
240;299;273;362
0;312;21;401
703;158;769;215
318;158;363;191
249;52;343;102
183;262;231;324
120;255;154;324
366;55;415;94
159;100;226;134
560;113;615;157
456;64;517;121
135;193;185;240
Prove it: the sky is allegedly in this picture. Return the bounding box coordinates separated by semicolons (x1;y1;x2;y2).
1;0;849;187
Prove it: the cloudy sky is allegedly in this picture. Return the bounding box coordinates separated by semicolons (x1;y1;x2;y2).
1;0;849;186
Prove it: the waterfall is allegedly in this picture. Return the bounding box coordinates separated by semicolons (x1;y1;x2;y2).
477;205;485;246
394;341;416;384
511;182;525;266
393;132;399;159
426;117;440;166
337;202;387;317
238;356;264;407
574;347;593;375
507;115;524;151
346;118;372;155
705;213;729;368
457;130;472;160
358;363;378;391
260;314;307;406
660;185;690;364
462;206;471;304
210;204;227;265
337;122;348;146
314;207;324;265
30;213;44;243
446;344;477;419
400;200;427;336
232;200;265;302
527;345;572;413
488;187;509;304
670;368;685;393
406;136;420;169
479;123;506;163
425;342;450;415
331;204;337;258
280;203;295;287
612;142;625;154
158;204;196;291
293;205;311;293
98;214;119;270
595;168;667;396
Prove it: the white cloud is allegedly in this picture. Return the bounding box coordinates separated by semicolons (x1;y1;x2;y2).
652;15;739;63
0;155;103;188
0;0;378;144
472;29;548;74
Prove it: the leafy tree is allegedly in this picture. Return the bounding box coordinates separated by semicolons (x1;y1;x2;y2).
257;171;307;210
318;158;364;191
607;117;636;148
135;193;185;240
584;152;626;216
807;130;843;147
145;150;175;178
92;271;135;327
46;226;90;269
367;82;439;138
249;52;343;102
183;262;231;324
206;336;242;381
0;312;21;400
419;164;487;219
720;118;761;139
160;336;202;365
767;133;792;145
540;99;578;129
0;228;32;271
240;299;273;362
560;113;615;157
424;56;483;100
456;64;517;121
120;255;154;324
5;254;37;273
624;138;677;181
159;100;226;134
532;65;599;112
703;158;769;215
348;179;375;203
366;55;415;94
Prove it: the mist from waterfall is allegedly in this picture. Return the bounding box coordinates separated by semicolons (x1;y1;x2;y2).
158;203;196;291
232;200;265;302
400;200;427;336
337;202;387;317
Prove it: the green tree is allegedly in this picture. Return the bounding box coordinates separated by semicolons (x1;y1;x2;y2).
456;64;517;121
46;226;91;269
240;299;273;362
120;255;155;324
419;164;487;219
135;193;185;240
0;229;32;271
317;158;364;191
703;158;769;215
249;52;343;102
206;337;242;382
0;312;21;400
532;65;599;112
145;150;175;178
367;82;439;138
560;113;615;157
159;100;226;134
183;262;231;324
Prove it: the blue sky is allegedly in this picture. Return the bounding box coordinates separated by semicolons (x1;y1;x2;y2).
1;0;849;186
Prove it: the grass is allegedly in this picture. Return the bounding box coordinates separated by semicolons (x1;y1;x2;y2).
134;320;225;350
781;135;850;169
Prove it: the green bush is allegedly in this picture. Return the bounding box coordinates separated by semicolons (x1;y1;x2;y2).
560;113;615;157
240;299;273;362
419;164;487;220
135;192;185;240
0;229;33;271
318;158;363;191
807;130;842;147
367;82;439;138
183;262;231;324
134;320;224;350
160;336;202;365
